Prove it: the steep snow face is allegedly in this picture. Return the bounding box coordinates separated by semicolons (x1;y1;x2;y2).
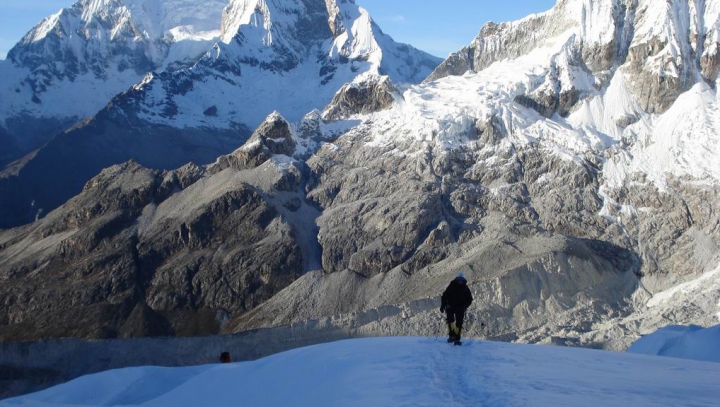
119;0;440;130
601;82;720;189
9;0;228;74
5;338;720;407
368;37;613;157
218;0;427;76
123;0;227;40
219;0;333;68
217;0;439;82
0;0;229;161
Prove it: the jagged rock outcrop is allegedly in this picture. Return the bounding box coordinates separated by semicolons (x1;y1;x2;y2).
210;112;295;173
323;76;398;120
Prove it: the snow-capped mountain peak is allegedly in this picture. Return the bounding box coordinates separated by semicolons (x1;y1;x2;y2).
328;2;379;61
14;0;138;64
220;0;361;45
217;0;432;77
0;0;231;165
11;0;229;71
117;0;440;131
220;0;272;45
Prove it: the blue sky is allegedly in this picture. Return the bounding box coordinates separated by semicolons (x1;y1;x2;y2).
0;0;557;59
357;0;557;57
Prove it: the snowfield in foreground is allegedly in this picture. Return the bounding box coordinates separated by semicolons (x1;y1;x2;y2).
3;337;719;407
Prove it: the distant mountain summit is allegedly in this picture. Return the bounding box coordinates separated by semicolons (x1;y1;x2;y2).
115;0;440;131
0;0;230;164
0;0;441;228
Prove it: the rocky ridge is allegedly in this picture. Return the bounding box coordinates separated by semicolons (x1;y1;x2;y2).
0;149;304;340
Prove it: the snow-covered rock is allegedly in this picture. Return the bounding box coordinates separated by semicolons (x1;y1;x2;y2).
427;0;720;115
322;75;398;120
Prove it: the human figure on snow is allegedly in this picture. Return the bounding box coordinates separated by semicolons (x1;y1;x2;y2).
440;272;473;345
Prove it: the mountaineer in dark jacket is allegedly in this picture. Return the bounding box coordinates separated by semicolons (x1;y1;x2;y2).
440;272;473;345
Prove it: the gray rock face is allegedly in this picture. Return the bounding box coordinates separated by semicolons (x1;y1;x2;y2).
0;160;304;341
302;114;621;278
209;112;295;173
602;176;720;286
231;235;638;344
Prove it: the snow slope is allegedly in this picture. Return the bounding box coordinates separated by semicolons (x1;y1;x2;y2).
362;52;720;190
628;324;720;363
3;337;719;407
